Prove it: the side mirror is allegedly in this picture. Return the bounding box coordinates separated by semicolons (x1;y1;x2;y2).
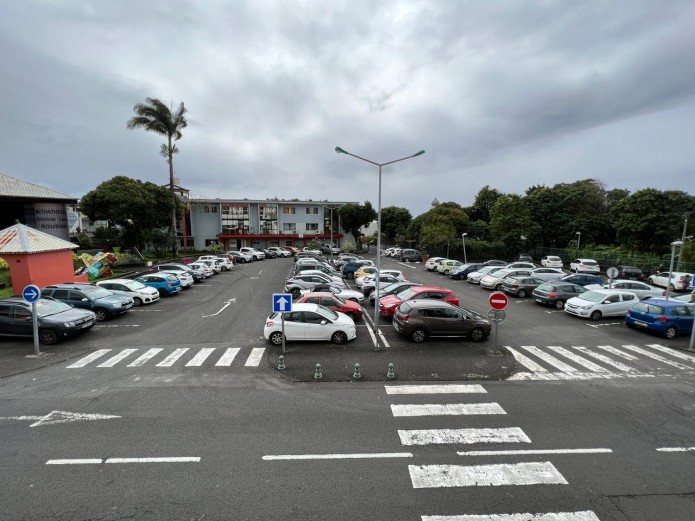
321;320;328;325
81;298;89;302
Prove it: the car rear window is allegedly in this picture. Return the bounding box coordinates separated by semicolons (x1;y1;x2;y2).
633;302;665;314
537;284;556;291
582;260;598;266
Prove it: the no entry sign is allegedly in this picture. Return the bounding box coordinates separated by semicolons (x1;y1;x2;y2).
489;292;508;310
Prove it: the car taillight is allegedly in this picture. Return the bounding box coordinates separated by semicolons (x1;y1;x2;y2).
548;292;558;298
266;320;274;327
167;282;173;286
656;315;669;322
511;284;519;288
399;314;409;322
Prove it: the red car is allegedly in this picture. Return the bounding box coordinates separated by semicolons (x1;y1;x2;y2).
379;286;459;318
296;292;363;321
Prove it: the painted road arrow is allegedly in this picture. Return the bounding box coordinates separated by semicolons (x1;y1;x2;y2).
0;410;121;427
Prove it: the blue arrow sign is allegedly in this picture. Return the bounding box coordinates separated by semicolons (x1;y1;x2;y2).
272;293;293;313
22;284;41;303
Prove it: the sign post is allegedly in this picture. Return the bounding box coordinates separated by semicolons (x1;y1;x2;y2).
22;285;41;355
272;294;293;354
488;292;508;355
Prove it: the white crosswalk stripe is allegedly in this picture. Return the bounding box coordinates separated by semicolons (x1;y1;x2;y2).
185;347;216;366
546;346;609;373
66;349;111;368
156;348;189;367
409;462;567;488
245;347;265;366
127;348;164;367
385;384;487;394
215;347;240;366
619;344;693;370
518;346;578;372
97;349;138;367
398;427;531;446
391;403;506;417
421;511;600;520
571;345;636;372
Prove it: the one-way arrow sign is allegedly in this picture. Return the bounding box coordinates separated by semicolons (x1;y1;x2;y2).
0;410;121;428
273;293;293;313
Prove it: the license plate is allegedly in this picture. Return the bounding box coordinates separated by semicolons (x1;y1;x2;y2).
634;320;647;327
535;298;543;303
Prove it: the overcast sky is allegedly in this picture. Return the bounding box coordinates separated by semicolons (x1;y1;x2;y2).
1;1;694;216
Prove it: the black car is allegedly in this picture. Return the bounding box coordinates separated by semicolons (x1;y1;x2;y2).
450;263;485;280
484;259;507;267
40;283;134;321
555;273;608;287
532;282;588;309
0;296;96;345
518;254;534;263
341;260;373;279
615;265;645;281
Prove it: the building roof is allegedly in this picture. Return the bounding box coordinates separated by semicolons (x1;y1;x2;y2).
0;223;78;254
0;172;77;201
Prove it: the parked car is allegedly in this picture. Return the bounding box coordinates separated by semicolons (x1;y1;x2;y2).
264;303;357;345
0;296;96;345
187;262;215;278
484;259;507;266
540;256;564;268
157;269;195;288
197;259;222;273
226;250;253;263
517;254;534;262
285;273;339;298
449;263;485;281
152;262;205;282
361;274;400;296
554;273;608;287
353;266;378;281
134;273;183;296
585;280;665;300
647;272;694;292
570;258;601;273
625;298;695;339
398;249;424;262
320;244;342;255
341;260;374;279
297;292;363;321
425;257;446;271
529;267;568;281
96;279;160;306
614;265;645;281
392;300;491;343
480;269;534;291
40;283;134;321
467;266;504;285
564;289;639;321
239;247;265;260
282;246;300;256
261;248;277;259
297;269;345;287
299;283;365;304
504;262;537;270
437;260;463;275
267;246;292;258
532;282;588;309
368;281;422;306
379;286;460;318
501;276;547;298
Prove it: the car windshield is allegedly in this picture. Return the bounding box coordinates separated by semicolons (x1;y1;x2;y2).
382;282;404;293
35;299;73;316
84;287;114;299
396;288;418;300
123;280;148;291
578;291;610;303
634;302;665;314
548;257;561;261
491;269;510;278
315;305;339;321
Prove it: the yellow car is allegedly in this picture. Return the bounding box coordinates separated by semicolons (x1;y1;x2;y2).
353;266;378;280
437;259;463;274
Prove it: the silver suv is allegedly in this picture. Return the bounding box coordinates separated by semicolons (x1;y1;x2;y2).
239;247;265;260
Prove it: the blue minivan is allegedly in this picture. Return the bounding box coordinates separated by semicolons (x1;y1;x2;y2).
625;298;695;339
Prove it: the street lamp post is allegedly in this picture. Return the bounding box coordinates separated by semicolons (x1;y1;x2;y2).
677;212;690;272
575;231;581;255
462;233;468;264
321;204;341;263
665;240;684;301
335;146;425;350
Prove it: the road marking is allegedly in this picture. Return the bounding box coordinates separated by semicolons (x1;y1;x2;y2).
46;457;200;465
518;345;577;372
156;348;189;367
245;347;265;366
546;345;610;373
66;349;112;368
201;298;236;318
571;345;636;372
595;345;638;360
262;452;413;461
421;511;600;520
457;448;612;456
185;347;216;366
391;403;506;417
508;372;656;381
620;344;693;370
657;447;695;452
505;347;547;372
127;348;164;367
94;324;140;328
46;459;103;465
97;349;138;367
398;427;530;446
647;343;695;363
215;347;241;366
409;462;567;488
385;384;487;395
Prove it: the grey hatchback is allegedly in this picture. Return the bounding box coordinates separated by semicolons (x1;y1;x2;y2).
532;282;587;309
392;300;491;343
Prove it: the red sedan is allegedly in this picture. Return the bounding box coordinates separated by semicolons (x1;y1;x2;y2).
379;286;459;318
297;292;363;321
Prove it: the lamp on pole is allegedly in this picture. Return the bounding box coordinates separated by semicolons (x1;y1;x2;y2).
665;240;684;301
321;204;342;263
575;231;581;255
677;212;690;272
335;146;426;350
462;233;468;264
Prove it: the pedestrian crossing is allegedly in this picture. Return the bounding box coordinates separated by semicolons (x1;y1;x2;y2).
384;383;603;520
506;343;695;380
66;345;265;369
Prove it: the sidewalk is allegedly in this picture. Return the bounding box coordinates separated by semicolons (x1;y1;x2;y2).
0;341;97;379
266;342;516;382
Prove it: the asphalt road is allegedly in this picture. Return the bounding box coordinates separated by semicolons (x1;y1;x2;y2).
1;256;695;520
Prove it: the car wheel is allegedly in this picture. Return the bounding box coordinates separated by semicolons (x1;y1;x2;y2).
555;300;565;309
291;288;301;299
94;309;108;322
590;310;602;321
404;258;411;262
517;289;526;298
133;298;143;307
669;284;675;292
158;289;166;297
269;331;284;346
470;327;485;342
331;331;348;344
665;326;678;339
39;330;58;345
411;328;427;343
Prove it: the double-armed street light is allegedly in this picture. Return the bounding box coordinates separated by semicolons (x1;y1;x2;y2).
462;233;468;264
334;146;425;350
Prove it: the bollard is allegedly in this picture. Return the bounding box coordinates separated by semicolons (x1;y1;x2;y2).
314;363;322;380
353;363;362;379
387;363;395;379
278;355;285;370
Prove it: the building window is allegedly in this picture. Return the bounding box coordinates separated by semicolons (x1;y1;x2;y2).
306;207;318;214
283;223;297;232
306;223;319;231
203;205;218;214
282;207;296;215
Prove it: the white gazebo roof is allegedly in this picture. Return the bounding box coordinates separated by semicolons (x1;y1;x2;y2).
0;223;78;254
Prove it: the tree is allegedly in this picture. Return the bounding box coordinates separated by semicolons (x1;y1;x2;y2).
80;176;177;251
490;195;540;257
380;206;412;244
468;186;503;223
408;202;470;254
337;202;377;250
127;97;188;257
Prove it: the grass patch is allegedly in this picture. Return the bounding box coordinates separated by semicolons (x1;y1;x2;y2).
0;270;14;298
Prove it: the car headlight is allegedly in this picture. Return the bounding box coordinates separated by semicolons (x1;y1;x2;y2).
580;305;593;310
64;321;76;327
113;303;122;308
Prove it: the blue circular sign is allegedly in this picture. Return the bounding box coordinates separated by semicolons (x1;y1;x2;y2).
22;284;41;303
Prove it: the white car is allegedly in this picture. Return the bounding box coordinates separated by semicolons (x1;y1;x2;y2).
529;267;567;281
226;250;253;263
264;303;357;345
96;279;160;306
585;280;665;300
158;270;195;288
541;256;564;268
570;258;601;273
564;289;639;320
298;269;345;288
267;247;291;258
239;247;265;260
361;274;400;295
480;269;534;290
647;272;694;292
197;259;222;273
197;255;232;271
467;266;504;285
188;262;214;278
425;257;446;271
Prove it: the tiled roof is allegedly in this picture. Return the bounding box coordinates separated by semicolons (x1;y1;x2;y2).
0;223;77;254
0;172;76;201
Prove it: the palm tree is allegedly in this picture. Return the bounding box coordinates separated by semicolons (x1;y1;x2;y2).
127;97;188;256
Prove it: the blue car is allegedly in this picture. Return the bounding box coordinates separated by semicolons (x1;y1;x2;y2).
553;274;607;287
625;298;695;339
135;273;182;297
